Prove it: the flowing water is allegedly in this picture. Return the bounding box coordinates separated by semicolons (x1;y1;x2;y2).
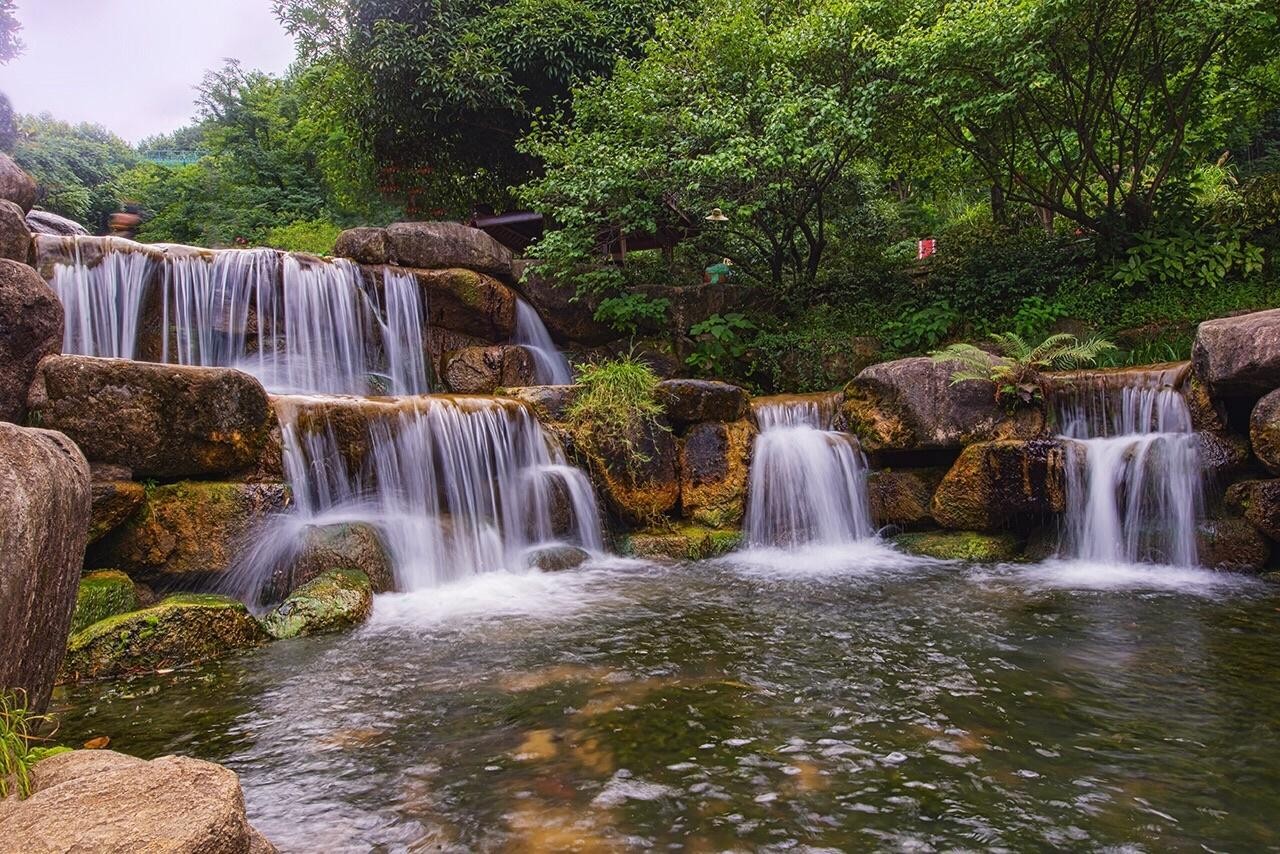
48;236;155;359
52;557;1280;851
1051;366;1203;566
744;395;875;548
513;298;573;385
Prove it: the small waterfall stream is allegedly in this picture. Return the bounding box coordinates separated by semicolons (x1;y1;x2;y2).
513;298;573;385
744;394;874;548
1051;366;1203;566
49;236;154;359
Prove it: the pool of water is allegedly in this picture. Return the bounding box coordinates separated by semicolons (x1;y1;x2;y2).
51;546;1280;851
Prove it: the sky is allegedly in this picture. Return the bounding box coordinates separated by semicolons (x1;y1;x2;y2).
0;0;296;143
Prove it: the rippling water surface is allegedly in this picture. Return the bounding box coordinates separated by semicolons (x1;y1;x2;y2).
53;548;1280;852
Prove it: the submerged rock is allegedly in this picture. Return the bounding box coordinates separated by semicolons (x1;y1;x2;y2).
27;356;274;478
658;379;749;425
69;570;139;636
0;199;31;263
679;419;755;527
0;749;276;852
443;344;536;394
0;258;62;424
61;594;269;680
867;467;946;530
261;569;373;640
620;525;742;561
893;530;1024;562
1192;308;1280;399
1196;518;1271;572
1250;388;1280;476
0;423;90;713
1225;480;1280;543
931;439;1066;531
527;544;591;572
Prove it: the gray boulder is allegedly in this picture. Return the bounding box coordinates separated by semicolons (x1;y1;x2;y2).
332;226;391;264
0;259;62;424
659;379;749;425
0;199;31;263
385;221;514;279
0;153;36;213
1250;388;1280;476
442;345;537;394
1192;309;1280;399
25;209;89;237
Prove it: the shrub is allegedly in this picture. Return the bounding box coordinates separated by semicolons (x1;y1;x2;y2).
263;219;344;255
565;356;667;472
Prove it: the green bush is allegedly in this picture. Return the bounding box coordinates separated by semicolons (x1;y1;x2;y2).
263;219;344;255
565;356;668;472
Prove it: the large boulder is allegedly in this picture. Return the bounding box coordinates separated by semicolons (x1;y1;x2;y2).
417;267;517;339
867;467;946;530
1250;388;1280;476
27;356;274;478
0;749;276;852
333;226;391;264
24;209;89;237
263;522;395;601
513;263;618;346
504;385;579;423
0;259;62;424
658;379;749;426
69;570;139;635
0;199;31;263
1225;480;1280;543
88;473;146;544
90;481;290;583
1196;518;1271;572
843;357;1043;455
930;439;1066;531
0;424;90;713
61;594;270;681
1192;309;1280;399
442;345;536;394
584;420;680;525
385;221;514;280
679;419;754;527
0;152;36;212
260;568;374;640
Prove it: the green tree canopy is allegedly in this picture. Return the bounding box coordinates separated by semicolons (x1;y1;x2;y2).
13;115;140;227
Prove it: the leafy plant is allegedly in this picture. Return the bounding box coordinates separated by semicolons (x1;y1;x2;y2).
932;332;1117;408
565;355;668;474
594;293;671;336
0;690;59;800
1006;295;1067;341
881;302;960;355
686;313;756;376
1111;227;1265;291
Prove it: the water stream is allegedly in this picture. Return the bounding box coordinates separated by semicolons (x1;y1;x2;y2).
513;298;573;385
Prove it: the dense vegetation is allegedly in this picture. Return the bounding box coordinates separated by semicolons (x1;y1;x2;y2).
5;0;1280;385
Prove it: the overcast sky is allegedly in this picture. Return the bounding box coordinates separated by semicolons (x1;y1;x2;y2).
0;0;296;143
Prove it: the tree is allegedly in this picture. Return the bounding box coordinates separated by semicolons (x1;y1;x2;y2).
0;0;22;65
12;115;141;227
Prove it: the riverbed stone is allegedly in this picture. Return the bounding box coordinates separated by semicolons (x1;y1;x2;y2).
69;570;139;635
1250;388;1280;476
658;379;749;425
867;467;947;530
260;569;373;640
620;525;742;561
893;530;1024;562
61;594;270;681
527;544;591;571
0;258;62;424
443;344;537;393
0;423;90;713
27;356;274;478
0;749;276;853
1196;518;1271;572
333;226;391;264
679;419;754;527
267;522;395;600
1192;308;1280;399
1225;480;1280;543
931;439;1066;531
583;420;680;525
386;221;514;279
0;199;31;263
0;152;36;212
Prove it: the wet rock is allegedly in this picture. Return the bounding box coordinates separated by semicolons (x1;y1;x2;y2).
843;357;1043;455
443;345;537;394
620;525;742;561
88;478;146;544
385;221;514;280
0;199;31;263
1192;308;1280;399
333;226;391;264
867;467;947;530
270;522;395;599
0;152;36;212
90;481;290;582
61;594;270;680
0;424;90;713
513;263;618;346
892;530;1024;562
1250;388;1280;476
931;440;1066;531
1197;431;1253;484
416;267;518;339
1186;373;1228;433
527;544;591;572
1225;480;1280;542
0;258;62;424
69;570;139;635
24;208;89;237
679;419;755;527
1196;518;1271;572
27;356;273;478
505;385;579;423
260;569;373;640
584;420;680;525
0;749;276;852
658;379;749;425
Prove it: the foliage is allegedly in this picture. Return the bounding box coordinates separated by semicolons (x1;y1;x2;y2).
263;219;343;254
933;332;1117;407
13;115;141;227
686;313;757;376
565;355;667;471
0;691;58;800
594;293;670;336
881;302;961;355
0;0;21;65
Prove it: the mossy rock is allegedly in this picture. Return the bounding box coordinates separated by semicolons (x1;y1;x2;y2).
260;569;373;640
893;530;1024;562
62;594;269;681
69;570;138;636
620;525;743;561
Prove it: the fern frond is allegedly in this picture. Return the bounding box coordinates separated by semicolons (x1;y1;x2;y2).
988;331;1030;359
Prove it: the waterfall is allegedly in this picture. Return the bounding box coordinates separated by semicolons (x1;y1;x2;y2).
372;269;431;396
48;236;155;359
1051;366;1203;566
513;298;573;385
743;394;875;548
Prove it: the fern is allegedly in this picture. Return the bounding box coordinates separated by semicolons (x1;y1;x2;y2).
932;332;1116;408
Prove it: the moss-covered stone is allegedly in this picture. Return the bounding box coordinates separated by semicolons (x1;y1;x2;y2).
69;570;138;636
679;419;755;528
583;419;680;526
260;569;373;640
931;440;1066;531
867;467;946;530
88;479;145;544
1196;518;1271;571
620;525;742;561
61;594;269;681
893;530;1024;562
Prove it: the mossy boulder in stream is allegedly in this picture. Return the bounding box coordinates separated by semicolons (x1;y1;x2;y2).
868;467;946;530
679;419;755;527
62;594;269;681
69;570;138;635
931;440;1066;531
620;525;742;561
1196;518;1271;571
893;530;1024;562
260;569;373;640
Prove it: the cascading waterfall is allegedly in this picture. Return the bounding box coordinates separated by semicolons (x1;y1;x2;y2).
49;236;155;359
744;394;875;548
371;269;431;396
513;298;574;385
1051;365;1203;566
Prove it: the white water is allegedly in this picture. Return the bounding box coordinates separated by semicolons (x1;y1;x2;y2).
513;298;573;385
49;236;154;359
743;395;875;548
1052;367;1202;566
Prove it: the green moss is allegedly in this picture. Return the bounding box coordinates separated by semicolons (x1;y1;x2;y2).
69;570;139;635
620;525;743;561
260;568;373;640
893;530;1024;562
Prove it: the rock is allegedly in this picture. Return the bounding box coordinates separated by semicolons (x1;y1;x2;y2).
867;467;946;530
679;419;754;527
385;221;514;280
1225;480;1280;542
0;424;90;713
930;440;1066;531
1197;431;1253;484
0;199;31;263
620;525;742;561
526;544;591;572
25;209;89;237
658;379;749;425
415;267;518;339
443;345;537;393
505;385;579;423
61;594;269;680
88;478;146;544
260;569;373;640
27;356;273;478
843;356;1043;455
0;749;275;852
1196;518;1271;572
1250;389;1280;476
0;259;62;424
1186;373;1227;433
332;226;391;264
513;263;618;346
583;420;680;525
0;152;36;212
90;481;290;582
1192;309;1280;399
893;530;1024;562
69;570;139;635
267;522;395;600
